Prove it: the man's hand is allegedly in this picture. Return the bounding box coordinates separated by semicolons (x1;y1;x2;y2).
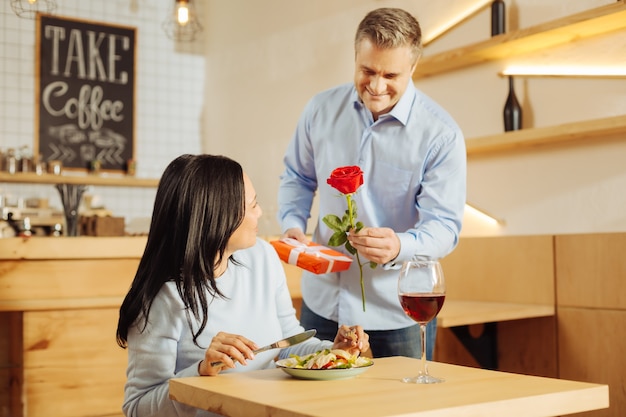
347;227;400;265
282;227;308;244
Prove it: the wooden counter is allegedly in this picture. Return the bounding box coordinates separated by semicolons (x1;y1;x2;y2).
0;235;147;259
0;236;146;417
0;236;146;312
1;234;624;417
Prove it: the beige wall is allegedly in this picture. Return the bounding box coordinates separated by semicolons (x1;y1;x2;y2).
201;0;626;237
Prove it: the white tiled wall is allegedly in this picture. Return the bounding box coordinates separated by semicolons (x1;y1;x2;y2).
0;0;205;227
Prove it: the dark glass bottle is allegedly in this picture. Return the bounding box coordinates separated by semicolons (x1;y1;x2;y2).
503;76;522;131
491;0;506;36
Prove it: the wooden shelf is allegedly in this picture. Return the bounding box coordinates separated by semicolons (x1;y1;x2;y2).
0;171;159;187
466;114;626;156
413;1;626;79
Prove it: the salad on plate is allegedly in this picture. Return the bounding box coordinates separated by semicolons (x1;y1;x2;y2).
278;349;373;370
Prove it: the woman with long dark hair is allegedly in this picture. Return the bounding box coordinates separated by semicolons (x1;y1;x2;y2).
117;154;369;417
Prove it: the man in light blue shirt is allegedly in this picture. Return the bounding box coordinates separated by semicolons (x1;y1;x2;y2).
277;7;466;359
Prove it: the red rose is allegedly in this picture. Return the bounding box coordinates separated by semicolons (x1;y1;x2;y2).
323;165;375;311
326;166;364;195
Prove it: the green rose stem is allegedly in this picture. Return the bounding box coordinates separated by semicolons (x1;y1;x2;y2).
346;193;366;312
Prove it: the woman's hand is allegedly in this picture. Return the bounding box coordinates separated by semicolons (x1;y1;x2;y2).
332;325;369;355
198;332;259;376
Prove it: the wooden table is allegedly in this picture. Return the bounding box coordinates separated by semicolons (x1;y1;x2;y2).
169;356;608;417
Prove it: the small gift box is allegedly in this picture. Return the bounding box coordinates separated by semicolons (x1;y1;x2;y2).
270;238;353;274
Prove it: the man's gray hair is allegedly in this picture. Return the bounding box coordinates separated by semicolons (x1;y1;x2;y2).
355;8;423;63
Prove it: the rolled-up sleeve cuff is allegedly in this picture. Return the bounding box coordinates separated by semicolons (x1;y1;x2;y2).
382;232;416;270
280;217;307;235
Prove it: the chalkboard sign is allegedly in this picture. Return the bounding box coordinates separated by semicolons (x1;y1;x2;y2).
36;14;136;172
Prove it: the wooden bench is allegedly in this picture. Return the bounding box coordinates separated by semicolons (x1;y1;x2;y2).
280;234;556;371
283;263;555;329
437;300;554;328
437;235;556;370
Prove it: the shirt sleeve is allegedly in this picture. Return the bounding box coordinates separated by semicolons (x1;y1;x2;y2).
388;127;467;265
122;291;203;417
277;98;319;233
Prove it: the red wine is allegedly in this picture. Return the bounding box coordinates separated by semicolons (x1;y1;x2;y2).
399;293;445;324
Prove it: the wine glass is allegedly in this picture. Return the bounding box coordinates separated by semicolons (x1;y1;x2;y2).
397;259;446;384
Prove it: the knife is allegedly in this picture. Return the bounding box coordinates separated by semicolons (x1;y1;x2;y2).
210;329;317;367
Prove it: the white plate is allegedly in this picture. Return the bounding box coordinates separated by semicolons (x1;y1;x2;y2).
275;360;374;381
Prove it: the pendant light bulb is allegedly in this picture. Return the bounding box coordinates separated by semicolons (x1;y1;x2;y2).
163;0;202;42
10;0;57;19
176;2;189;26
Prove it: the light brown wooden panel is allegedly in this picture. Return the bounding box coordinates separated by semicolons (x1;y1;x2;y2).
23;308;127;417
435;327;481;368
0;236;147;260
555;233;626;309
558;307;626;417
497;316;557;378
440;235;555;304
24;366;126;417
282;261;302;299
0;259;138;301
281;260;304;318
435;316;557;378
